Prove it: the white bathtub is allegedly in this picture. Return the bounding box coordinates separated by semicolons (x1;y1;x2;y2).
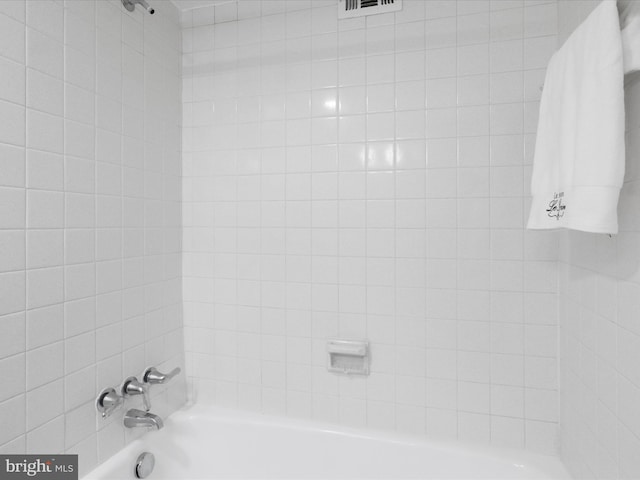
85;404;571;479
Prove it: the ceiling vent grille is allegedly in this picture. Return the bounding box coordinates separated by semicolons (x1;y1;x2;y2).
338;0;402;19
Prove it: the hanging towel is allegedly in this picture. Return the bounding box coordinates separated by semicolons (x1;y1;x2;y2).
527;0;625;234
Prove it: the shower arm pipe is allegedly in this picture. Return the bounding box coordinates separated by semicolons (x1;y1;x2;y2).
122;0;155;15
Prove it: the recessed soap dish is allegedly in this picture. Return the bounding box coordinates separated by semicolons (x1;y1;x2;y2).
327;339;369;375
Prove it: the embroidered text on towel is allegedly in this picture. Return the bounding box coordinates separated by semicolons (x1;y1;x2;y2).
546;192;566;220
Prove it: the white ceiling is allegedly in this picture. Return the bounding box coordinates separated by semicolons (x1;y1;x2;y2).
169;0;233;11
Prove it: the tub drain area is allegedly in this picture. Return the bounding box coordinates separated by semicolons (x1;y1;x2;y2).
135;452;155;479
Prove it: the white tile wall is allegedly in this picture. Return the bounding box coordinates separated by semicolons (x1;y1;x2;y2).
557;2;640;478
182;0;561;453
0;0;184;476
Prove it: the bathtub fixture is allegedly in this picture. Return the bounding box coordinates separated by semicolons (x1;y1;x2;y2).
121;0;155;15
85;404;572;479
95;387;124;419
122;377;151;411
124;409;164;430
327;339;370;375
143;366;181;385
135;452;155;479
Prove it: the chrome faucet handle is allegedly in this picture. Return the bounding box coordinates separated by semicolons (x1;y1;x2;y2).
122;376;151;412
96;387;124;419
143;366;181;385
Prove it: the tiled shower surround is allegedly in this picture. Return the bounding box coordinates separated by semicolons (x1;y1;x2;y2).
0;0;638;478
0;0;184;476
557;1;640;478
182;0;562;452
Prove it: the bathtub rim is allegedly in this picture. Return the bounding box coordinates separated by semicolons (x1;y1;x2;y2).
84;402;572;480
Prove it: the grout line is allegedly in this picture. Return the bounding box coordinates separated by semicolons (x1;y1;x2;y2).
520;3;528;450
452;0;460;443
22;0;28;453
92;0;100;450
61;0;68;453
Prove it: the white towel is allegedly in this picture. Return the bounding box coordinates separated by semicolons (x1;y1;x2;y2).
527;0;626;234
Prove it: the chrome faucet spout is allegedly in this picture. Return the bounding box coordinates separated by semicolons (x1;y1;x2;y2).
124;409;164;430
